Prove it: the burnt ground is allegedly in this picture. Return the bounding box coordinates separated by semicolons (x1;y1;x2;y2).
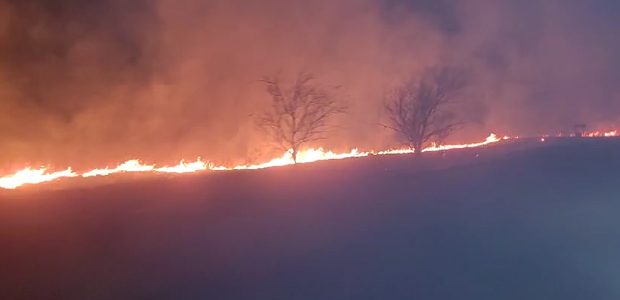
1;137;619;300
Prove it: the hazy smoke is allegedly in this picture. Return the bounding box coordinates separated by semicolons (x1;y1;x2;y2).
0;0;619;169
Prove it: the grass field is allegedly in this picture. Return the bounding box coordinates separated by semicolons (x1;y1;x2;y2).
1;137;619;299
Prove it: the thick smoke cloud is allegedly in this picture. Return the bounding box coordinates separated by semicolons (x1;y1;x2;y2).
0;0;619;169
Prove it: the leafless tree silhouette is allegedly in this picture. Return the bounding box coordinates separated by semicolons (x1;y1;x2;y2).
254;72;348;163
382;67;467;157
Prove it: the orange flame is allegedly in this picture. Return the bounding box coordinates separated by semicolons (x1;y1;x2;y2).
154;159;209;173
82;159;156;177
0;131;614;190
585;130;619;137
0;168;78;190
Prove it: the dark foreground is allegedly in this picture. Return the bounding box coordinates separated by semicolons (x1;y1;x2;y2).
1;138;619;300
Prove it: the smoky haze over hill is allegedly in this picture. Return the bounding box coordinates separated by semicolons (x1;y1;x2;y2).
0;0;619;169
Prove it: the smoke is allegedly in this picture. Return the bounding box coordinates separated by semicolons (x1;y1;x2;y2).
0;0;619;169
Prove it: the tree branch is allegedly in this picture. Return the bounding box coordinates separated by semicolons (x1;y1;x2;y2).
382;67;468;153
254;71;348;163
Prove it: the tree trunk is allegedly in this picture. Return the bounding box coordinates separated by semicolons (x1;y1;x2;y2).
413;141;423;159
292;148;298;164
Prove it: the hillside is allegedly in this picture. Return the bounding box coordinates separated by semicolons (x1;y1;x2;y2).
1;137;619;300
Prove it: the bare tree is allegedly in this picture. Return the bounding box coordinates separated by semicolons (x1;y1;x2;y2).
382;67;467;157
254;72;348;163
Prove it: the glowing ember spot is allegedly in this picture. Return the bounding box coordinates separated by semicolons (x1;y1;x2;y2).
82;159;155;177
0;168;77;189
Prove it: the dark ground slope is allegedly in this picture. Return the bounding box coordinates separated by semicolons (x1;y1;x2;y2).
1;138;619;300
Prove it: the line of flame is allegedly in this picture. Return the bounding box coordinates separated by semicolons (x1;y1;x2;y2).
0;168;79;190
0;131;617;190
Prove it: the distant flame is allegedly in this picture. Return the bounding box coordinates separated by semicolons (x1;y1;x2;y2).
587;130;619;137
0;131;615;190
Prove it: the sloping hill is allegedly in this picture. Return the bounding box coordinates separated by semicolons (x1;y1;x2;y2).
1;138;619;299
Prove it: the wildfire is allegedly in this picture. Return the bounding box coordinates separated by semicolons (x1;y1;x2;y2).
82;160;156;177
584;130;619;137
153;159;209;173
0;131;615;190
0;168;78;190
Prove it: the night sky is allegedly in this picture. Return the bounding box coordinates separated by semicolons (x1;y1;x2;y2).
1;0;619;168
